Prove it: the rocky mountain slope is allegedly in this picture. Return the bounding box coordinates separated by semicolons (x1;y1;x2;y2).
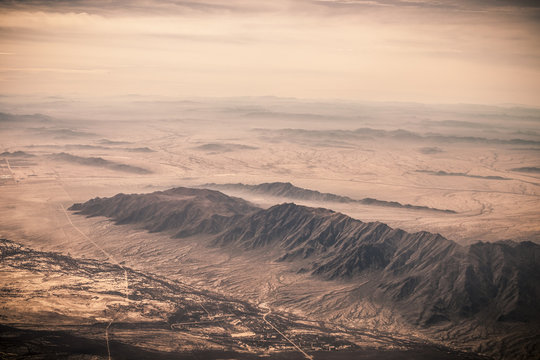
70;187;259;237
214;202;540;326
70;187;540;359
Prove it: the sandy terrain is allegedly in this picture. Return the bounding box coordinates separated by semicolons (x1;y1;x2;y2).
0;98;538;359
0;99;538;247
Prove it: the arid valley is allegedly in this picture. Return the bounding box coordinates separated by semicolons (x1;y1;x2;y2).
0;97;539;359
1;0;540;358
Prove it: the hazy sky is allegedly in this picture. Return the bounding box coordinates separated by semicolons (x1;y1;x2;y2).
1;0;539;105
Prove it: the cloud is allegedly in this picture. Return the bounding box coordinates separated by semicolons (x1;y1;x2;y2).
0;1;539;24
0;0;293;17
0;0;538;105
310;0;540;10
0;67;107;74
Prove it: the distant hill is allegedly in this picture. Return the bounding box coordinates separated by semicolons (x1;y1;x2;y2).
49;152;151;174
193;142;258;153
202;182;456;213
0;112;52;123
254;127;540;146
0;150;35;157
510;167;540;174
416;170;511;180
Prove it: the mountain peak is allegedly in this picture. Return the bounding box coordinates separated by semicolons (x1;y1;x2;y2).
69;187;259;237
69;186;540;339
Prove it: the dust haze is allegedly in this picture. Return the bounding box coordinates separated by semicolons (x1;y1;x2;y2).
1;96;539;359
2;97;537;243
1;0;540;358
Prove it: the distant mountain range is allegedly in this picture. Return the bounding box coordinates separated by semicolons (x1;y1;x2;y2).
0;150;35;157
49;152;151;174
201;182;456;213
70;187;540;360
253;127;540;146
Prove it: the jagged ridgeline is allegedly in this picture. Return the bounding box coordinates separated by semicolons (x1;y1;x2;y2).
201;182;456;213
70;187;540;330
69;187;259;237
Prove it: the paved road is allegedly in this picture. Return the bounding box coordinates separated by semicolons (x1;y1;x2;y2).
60;204;129;360
261;306;313;360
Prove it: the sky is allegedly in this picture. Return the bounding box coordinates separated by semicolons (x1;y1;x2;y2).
1;0;540;106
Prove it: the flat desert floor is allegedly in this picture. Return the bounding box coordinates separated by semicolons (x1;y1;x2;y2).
0;98;538;358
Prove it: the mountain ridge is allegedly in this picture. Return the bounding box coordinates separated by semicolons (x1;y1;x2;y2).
70;187;258;237
70;188;539;323
69;187;540;359
49;152;151;174
201;182;456;213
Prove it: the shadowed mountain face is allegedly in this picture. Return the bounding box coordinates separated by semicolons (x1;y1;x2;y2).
70;187;259;237
215;202;540;326
202;182;456;213
70;187;540;334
